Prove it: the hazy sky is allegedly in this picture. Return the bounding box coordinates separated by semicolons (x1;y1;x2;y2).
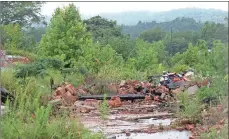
41;2;228;16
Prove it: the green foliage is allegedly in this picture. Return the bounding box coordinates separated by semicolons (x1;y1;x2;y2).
1;70;103;139
2;4;228;138
107;36;136;60
1;24;24;48
0;1;46;27
0;24;38;52
39;4;92;67
102;8;227;25
96;65;147;81
139;27;166;43
171;64;189;73
26;27;47;42
164;31;201;55
99;94;110;120
122;17;202;38
77;43;124;73
5;47;37;61
200;124;228;139
201;22;228;48
14;58;64;78
197;77;228;102
129;39;166;74
177;93;202;122
132;39;158;71
84;15;122;44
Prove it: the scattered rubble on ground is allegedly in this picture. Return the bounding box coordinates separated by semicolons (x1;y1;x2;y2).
50;70;210;109
43;70;220;138
1;69;221;138
0;49;30;68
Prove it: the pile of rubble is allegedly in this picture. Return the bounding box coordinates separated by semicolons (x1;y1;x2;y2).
50;70;210;110
0;49;30;68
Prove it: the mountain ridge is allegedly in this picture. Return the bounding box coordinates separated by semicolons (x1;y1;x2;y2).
97;8;228;25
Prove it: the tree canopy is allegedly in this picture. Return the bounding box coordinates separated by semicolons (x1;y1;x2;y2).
0;1;46;27
39;4;92;67
83;15;122;45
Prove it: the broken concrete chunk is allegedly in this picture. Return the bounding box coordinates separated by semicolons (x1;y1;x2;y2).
1;105;9;115
223;108;228;114
187;85;199;95
80;107;91;113
48;99;63;106
120;80;126;86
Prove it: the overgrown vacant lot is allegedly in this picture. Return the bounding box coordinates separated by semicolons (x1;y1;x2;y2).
0;2;228;139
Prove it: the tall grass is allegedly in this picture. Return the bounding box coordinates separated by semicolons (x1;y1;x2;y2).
1;70;104;139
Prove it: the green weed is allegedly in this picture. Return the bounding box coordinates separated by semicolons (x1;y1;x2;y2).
99;94;110;120
200;123;228;139
1;70;104;139
176;92;202;123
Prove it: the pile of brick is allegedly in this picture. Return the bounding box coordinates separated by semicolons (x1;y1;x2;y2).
0;49;30;67
51;75;210;109
118;80;153;95
108;96;122;108
53;83;88;105
51;80;173;107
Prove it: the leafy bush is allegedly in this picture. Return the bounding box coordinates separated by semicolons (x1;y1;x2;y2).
5;48;38;61
14;58;64;78
171;64;189;73
177;92;202;122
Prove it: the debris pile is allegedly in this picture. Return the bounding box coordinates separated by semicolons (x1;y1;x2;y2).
50;70;210;109
0;49;30;67
53;83;79;105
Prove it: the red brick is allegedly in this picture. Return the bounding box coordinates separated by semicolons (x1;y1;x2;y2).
65;91;72;96
55;87;66;96
186;124;194;130
108;96;122;108
65;84;76;95
62;95;78;105
145;95;151;102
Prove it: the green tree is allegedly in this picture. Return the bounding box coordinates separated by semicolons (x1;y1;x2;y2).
84;15;122;45
129;39;159;72
77;42;124;73
26;27;47;42
139;27;166;43
0;1;46;27
0;24;38;52
208;40;228;76
107;36;136;60
164;31;201;55
39;4;92;67
200;21;228;48
1;24;24;48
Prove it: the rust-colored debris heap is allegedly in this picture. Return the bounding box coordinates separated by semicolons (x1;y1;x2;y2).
52;83;80;105
50;71;211;110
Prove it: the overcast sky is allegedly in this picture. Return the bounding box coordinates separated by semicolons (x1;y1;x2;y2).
41;2;228;16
